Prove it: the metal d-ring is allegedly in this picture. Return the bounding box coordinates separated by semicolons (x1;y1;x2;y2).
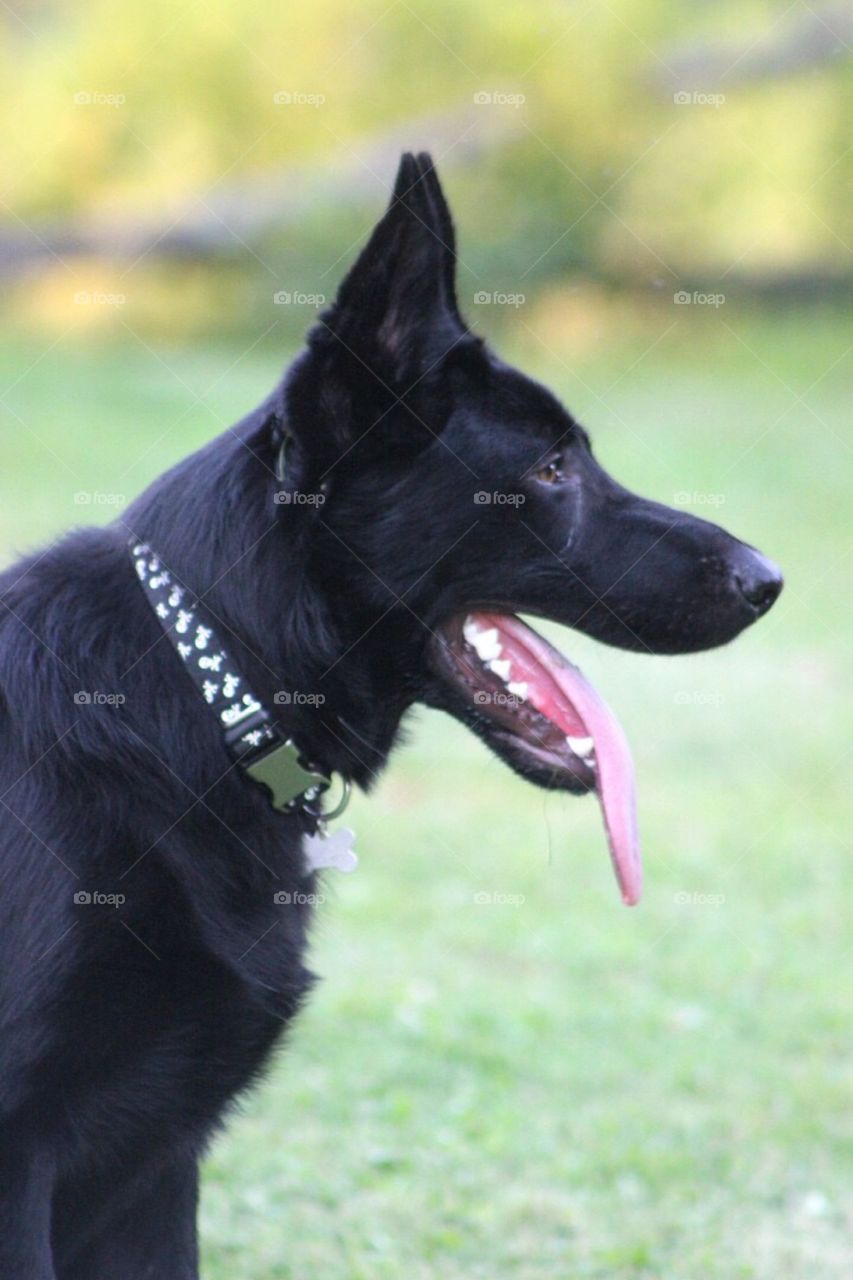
275;435;290;484
320;775;351;821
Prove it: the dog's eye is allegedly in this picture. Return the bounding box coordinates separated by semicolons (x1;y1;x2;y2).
533;458;564;485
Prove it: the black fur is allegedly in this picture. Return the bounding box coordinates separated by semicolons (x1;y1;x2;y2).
0;152;781;1276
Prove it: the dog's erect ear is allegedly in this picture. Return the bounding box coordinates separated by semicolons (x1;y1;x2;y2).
283;153;471;469
413;151;464;329
325;151;464;375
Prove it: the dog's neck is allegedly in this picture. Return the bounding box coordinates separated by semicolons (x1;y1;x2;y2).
122;403;410;791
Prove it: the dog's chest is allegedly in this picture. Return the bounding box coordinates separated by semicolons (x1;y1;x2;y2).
50;869;315;1175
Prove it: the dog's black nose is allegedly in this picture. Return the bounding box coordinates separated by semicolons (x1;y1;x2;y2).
733;548;784;617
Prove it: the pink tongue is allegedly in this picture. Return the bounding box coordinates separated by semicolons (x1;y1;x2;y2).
478;614;642;906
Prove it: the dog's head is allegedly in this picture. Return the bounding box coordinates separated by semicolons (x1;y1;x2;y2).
279;152;782;902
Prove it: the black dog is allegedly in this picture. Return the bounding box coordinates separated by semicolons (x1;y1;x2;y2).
0;153;781;1277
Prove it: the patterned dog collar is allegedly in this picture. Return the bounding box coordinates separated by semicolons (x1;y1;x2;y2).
130;540;343;817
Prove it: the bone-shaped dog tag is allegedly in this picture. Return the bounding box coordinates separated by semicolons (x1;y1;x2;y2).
303;826;358;874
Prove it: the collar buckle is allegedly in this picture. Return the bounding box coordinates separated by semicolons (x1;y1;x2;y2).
244;739;329;813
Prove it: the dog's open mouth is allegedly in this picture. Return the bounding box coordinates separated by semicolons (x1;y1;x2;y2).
432;612;641;905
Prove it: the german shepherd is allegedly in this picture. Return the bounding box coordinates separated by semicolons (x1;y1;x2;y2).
0;153;782;1277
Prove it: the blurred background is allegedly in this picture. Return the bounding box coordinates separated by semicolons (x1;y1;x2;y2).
1;2;851;1276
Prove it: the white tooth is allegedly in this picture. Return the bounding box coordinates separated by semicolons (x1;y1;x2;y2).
507;681;528;700
566;735;594;758
472;629;502;662
488;658;512;682
463;616;484;645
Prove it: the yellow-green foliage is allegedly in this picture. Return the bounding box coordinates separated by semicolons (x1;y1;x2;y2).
1;0;848;332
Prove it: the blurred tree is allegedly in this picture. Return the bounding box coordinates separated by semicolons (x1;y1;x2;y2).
0;0;848;331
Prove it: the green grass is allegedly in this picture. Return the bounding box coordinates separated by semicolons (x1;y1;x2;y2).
1;307;851;1277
